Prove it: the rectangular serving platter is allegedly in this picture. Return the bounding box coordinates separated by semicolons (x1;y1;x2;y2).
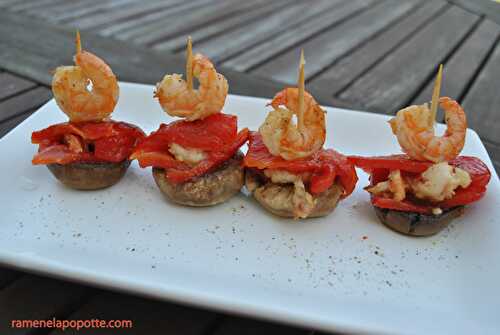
1;82;499;335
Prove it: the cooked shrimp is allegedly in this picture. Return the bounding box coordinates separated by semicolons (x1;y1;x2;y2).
52;32;119;122
389;97;466;163
259;88;326;160
154;54;228;121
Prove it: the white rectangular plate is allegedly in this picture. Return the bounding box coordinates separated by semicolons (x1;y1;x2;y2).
1;82;499;335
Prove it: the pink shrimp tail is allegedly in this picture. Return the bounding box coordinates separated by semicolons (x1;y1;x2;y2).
267;88;293;109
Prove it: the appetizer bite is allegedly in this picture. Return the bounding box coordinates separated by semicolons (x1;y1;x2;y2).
31;32;145;190
350;66;491;236
244;51;357;219
131;37;248;206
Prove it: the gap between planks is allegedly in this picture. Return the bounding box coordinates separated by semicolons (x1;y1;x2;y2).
337;5;480;114
250;0;419;85
309;0;449;97
222;0;378;73
399;14;484;113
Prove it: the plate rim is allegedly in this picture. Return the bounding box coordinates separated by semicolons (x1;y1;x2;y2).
1;81;499;335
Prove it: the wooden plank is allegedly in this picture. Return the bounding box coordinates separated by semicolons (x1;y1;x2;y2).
0;86;52;122
223;0;374;73
71;0;182;30
212;316;311;335
34;0;135;22
0;11;355;110
125;0;265;45
0;13;82;59
49;291;217;335
0;275;91;335
0;0;34;8
100;0;213;38
9;0;66;12
153;0;289;52
0;14;179;82
449;0;500;27
27;0;96;17
412;19;500;106
482;140;500;175
462;39;500;144
52;0;139;23
251;0;418;84
0;108;34;138
0;267;22;289
339;5;480;114
0;72;37;100
193;0;342;63
0;41;56;85
309;0;447;95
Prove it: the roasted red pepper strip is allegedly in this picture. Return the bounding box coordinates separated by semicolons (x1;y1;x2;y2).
349;154;432;174
244;132;357;196
371;196;433;214
133;151;184;170
325;148;358;197
168;113;237;150
78;122;117;140
93;135;140;163
131;114;249;184
131;113;239;156
449;156;491;189
310;164;336;194
166;128;249;183
32;145;80;165
31;121;144;165
32;123;85;144
351;154;491;211
440;156;491;208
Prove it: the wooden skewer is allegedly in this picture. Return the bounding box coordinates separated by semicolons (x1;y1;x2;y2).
76;30;82;54
298;49;305;132
429;64;443;126
186;36;193;91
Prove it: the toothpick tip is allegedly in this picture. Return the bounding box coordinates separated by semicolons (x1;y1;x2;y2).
186;36;193;91
429;63;443;125
75;30;82;54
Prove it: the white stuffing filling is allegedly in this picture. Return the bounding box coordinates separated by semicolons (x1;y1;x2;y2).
169;143;206;166
367;162;471;204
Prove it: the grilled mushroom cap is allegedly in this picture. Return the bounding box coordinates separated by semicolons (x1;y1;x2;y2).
245;168;343;218
153;151;244;207
47;160;131;190
373;206;465;236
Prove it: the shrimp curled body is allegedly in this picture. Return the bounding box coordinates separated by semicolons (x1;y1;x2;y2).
259;88;326;160
155;54;228;121
389;97;466;163
52;51;119;122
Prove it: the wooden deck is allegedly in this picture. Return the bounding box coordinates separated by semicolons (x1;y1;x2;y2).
0;0;499;334
1;0;499;170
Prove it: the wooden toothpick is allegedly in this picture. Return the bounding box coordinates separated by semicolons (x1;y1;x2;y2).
298;49;305;132
430;64;443;126
186;36;193;91
76;30;82;54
